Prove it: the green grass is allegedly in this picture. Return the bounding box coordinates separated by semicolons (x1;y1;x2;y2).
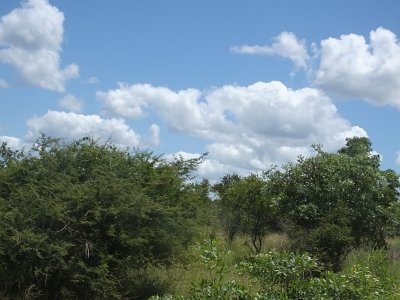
159;235;400;298
160;232;290;296
343;237;400;284
386;238;400;282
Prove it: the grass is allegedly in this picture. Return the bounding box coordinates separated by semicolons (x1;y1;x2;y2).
387;237;400;280
159;235;400;298
161;232;290;296
342;237;400;284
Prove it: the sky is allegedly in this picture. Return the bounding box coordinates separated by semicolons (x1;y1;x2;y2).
0;0;400;180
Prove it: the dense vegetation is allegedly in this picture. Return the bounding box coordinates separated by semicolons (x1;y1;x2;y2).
0;136;209;298
0;136;399;299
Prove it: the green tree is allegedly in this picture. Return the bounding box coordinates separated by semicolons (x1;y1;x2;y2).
275;137;399;270
213;174;242;243
0;136;205;299
214;173;279;252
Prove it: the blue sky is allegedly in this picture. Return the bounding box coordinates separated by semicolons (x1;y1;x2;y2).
1;0;400;180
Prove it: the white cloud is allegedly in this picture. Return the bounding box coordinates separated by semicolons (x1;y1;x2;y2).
97;83;207;135
0;0;79;92
165;151;242;182
97;83;153;118
314;27;400;107
58;94;84;113
0;135;28;150
231;28;400;108
231;31;309;68
0;78;9;88
98;81;367;178
25;110;140;147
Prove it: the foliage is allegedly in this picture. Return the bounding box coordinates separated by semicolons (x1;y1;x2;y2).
2;134;400;298
151;239;400;299
0;136;208;299
275;137;400;270
225;248;399;299
240;250;320;297
302;265;400;300
212;174;242;243
214;173;279;252
150;238;250;300
186;238;249;299
387;201;400;237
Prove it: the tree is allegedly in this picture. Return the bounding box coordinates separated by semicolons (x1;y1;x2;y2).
212;174;242;243
0;136;205;299
275;137;399;270
214;173;278;252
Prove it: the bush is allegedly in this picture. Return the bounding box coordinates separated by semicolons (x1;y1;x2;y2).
150;240;400;299
0;136;206;299
275;138;399;270
242;251;399;299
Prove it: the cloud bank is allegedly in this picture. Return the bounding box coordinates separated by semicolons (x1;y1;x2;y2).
25;111;141;147
97;81;367;178
233;28;400;109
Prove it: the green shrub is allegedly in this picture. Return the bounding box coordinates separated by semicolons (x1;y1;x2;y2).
151;241;400;299
240;250;320;296
276;138;399;271
0;136;207;299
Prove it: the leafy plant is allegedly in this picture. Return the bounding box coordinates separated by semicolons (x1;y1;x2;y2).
240;250;320;298
189;238;250;299
0;136;208;299
214;173;279;252
275;137;399;270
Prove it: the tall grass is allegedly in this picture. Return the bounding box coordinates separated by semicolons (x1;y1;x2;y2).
161;233;289;296
386;238;400;282
161;235;400;297
343;237;400;284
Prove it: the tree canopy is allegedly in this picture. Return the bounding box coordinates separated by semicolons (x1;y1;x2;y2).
275;137;399;270
0;136;207;299
1;135;399;298
213;173;279;252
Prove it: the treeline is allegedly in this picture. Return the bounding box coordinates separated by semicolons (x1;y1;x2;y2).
0;136;399;299
215;138;400;270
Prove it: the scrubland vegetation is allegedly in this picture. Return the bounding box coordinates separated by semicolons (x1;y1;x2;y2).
1;135;400;299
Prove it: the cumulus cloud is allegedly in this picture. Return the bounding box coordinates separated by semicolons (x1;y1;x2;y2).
25;110;140;147
232;28;400;108
58;94;84;113
96;83;153;118
0;135;28;150
166;151;247;181
97;83;207;135
0;0;79;92
231;31;309;68
314;27;400;107
98;81;367;178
